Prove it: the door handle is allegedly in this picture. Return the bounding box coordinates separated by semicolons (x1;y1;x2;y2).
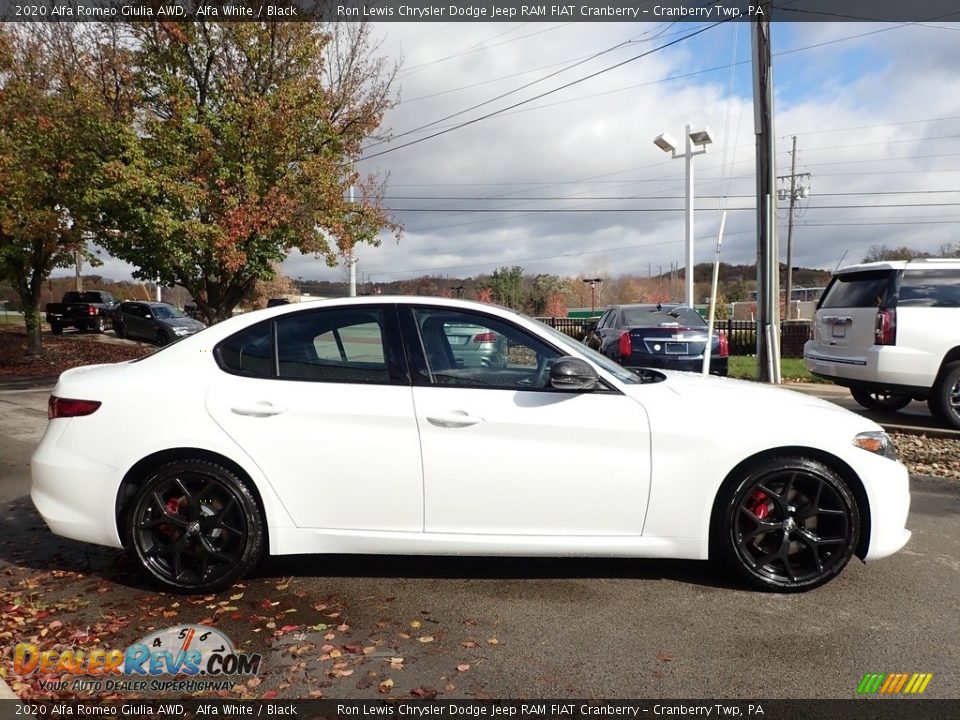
426;412;483;428
230;402;287;418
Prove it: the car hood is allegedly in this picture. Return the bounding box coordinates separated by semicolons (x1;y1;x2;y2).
620;369;883;434
161;318;205;330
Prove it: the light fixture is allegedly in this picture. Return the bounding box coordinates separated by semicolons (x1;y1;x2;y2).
653;133;677;153
688;127;714;147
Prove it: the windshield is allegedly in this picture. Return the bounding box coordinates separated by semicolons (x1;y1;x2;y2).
153;305;186;320
622;306;705;327
532;319;641;385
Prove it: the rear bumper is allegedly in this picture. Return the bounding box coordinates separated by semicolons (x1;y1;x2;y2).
804;341;936;392
625;356;728;376
31;420;124;548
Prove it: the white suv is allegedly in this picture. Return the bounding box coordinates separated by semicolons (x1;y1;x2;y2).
804;258;960;429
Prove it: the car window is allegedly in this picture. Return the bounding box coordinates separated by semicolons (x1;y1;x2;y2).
535;320;641;385
819;270;895;308
153;305;186;320
413;308;560;390
216;321;275;378
621;306;705;327
276;309;390;384
898;269;960;308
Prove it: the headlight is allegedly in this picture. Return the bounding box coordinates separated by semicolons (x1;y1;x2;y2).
853;431;897;460
172;326;192;335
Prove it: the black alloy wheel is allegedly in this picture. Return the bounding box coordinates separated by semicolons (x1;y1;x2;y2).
717;456;859;592
850;387;911;412
126;459;264;593
930;362;960;430
50;322;62;335
156;330;171;346
94;316;106;333
114;322;126;339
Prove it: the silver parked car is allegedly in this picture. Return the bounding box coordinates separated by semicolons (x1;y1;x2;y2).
443;322;508;368
114;301;206;346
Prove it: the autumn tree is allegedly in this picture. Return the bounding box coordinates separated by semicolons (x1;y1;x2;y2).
483;266;525;310
0;26;124;355
93;22;399;323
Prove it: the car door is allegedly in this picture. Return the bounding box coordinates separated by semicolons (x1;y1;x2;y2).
124;303;148;340
403;306;651;537
205;305;423;531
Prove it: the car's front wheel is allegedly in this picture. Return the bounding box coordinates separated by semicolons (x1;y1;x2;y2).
930;361;960;430
156;330;171;346
850;387;911;412
716;455;859;592
126;459;265;593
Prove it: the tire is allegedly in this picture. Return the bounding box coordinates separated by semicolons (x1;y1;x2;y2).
114;323;126;339
50;322;63;335
94;316;106;333
125;459;265;593
715;455;860;592
930;361;960;430
850;387;912;412
156;331;171;347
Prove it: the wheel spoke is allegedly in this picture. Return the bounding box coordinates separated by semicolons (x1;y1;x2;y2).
796;530;824;573
198;535;235;565
757;483;788;514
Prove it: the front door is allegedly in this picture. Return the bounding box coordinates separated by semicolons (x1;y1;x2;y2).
405;306;651;537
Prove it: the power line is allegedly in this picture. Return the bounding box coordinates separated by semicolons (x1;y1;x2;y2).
356;20;729;165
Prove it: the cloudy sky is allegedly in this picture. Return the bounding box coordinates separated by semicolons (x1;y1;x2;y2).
76;16;960;286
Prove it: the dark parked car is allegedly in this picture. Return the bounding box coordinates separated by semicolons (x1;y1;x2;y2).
45;291;119;334
114;302;206;346
583;303;728;376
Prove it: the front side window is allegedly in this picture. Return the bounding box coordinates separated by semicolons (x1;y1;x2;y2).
413;308;560;390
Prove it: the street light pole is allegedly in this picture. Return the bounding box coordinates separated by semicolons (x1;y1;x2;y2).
582;278;603;314
654;125;713;308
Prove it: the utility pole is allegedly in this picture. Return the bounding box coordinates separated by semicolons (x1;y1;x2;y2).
753;1;780;383
778;136;811;320
347;185;357;297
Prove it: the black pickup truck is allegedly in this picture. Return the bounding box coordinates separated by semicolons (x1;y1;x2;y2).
45;291;119;334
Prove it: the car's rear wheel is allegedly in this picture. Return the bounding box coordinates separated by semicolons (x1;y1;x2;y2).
850;387;911;412
94;316;106;333
126;459;264;593
50;322;62;335
114;323;126;339
716;456;859;592
930;362;960;430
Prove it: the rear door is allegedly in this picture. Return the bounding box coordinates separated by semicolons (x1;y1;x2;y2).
808;269;897;368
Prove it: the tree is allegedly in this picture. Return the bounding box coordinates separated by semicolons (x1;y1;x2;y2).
483;266;525;310
0;27;120;354
528;273;564;315
93;22;399;323
862;245;930;262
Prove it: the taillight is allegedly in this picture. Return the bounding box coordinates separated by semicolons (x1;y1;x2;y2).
717;332;729;358
472;331;498;343
618;331;632;358
48;396;101;419
875;308;896;346
87;306;96;316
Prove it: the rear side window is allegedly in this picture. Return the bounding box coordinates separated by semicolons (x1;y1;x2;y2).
216;321;274;378
275;308;390;384
819;270;895;309
898;269;960;308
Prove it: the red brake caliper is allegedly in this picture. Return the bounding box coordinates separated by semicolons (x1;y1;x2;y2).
749;490;771;519
159;496;183;538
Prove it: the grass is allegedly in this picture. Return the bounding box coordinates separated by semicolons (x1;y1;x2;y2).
727;356;825;383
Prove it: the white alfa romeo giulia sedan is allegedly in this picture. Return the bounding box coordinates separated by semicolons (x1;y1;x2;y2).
32;297;911;593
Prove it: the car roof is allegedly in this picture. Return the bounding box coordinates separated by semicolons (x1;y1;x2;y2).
835;258;960;275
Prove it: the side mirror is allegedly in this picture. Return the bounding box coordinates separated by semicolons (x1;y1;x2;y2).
549;357;599;391
582;320;598;334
